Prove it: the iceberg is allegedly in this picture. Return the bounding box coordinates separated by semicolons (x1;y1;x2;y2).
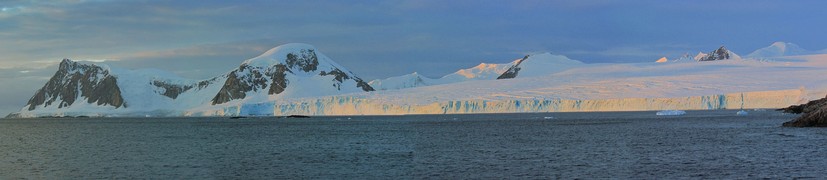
656;110;686;116
736;110;748;116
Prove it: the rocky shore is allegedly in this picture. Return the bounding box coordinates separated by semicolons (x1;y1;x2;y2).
781;96;827;127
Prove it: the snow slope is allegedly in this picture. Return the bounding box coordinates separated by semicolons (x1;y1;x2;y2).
367;72;434;90
10;43;827;117
747;42;808;58
208;43;373;106
191;53;827;116
369;53;584;90
10;43;374;117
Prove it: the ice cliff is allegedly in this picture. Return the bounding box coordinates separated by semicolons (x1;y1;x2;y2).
8;43;827;118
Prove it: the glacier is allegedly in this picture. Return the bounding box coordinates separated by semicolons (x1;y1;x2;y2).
9;42;827;118
369;53;583;90
184;89;810;117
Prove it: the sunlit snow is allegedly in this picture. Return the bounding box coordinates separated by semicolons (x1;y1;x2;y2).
12;42;827;117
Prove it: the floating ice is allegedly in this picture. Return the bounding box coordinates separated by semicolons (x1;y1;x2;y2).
736;110;748;116
656;110;686;116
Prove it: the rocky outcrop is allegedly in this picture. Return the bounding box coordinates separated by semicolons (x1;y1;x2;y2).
285;49;319;72
319;68;374;91
151;80;193;99
211;64;271;105
778;96;827;114
10;43;378;117
268;64;290;95
151;78;218;99
783;106;827;127
782;96;827;127
211;47;374;105
496;55;529;79
25;59;125;110
697;46;736;61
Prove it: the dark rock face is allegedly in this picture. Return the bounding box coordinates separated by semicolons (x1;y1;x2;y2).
25;59;126;111
268;64;290;95
697;46;732;61
779;97;827;114
319;68;375;91
152;77;220;99
151;81;193;99
783;106;827;127
782;96;827;127
211;66;270;105
285;49;319;72
497;55;530;79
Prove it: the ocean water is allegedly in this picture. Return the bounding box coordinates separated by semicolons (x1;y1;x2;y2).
1;110;825;179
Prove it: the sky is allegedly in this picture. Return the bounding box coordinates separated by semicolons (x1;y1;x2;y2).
1;0;827;116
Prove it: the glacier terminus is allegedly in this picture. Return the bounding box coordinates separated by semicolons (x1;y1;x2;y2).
8;42;827;118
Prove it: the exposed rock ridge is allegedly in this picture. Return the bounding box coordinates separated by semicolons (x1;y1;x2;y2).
697;46;732;61
25;59;125;110
211;64;277;105
496;55;530;79
782;96;827;127
151;77;220;99
211;48;374;105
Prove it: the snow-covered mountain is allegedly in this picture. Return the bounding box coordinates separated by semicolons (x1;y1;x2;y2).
17;58;228;117
24;59;126;111
693;52;708;61
674;53;693;62
210;43;373;105
9;43;374;118
11;42;827;118
368;61;514;90
369;52;583;90
368;72;434;91
746;42;808;58
203;52;827;116
695;46;741;61
495;53;584;79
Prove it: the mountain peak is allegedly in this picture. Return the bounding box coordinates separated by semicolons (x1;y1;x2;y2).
696;46;740;61
26;58;125;111
497;52;583;79
243;43;318;68
58;58;82;70
747;41;807;57
211;43;373;105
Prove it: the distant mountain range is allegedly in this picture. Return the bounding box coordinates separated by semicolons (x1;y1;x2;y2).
9;41;827;117
368;53;583;90
11;43;374;117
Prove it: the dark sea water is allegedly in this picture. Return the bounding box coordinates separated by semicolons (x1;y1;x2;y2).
1;110;825;179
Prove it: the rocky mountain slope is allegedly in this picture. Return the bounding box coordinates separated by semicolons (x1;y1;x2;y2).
8;43;374;118
24;59;125;111
696;46;741;61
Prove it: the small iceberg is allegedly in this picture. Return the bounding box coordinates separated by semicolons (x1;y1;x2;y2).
736;110;748;116
656;110;686;116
